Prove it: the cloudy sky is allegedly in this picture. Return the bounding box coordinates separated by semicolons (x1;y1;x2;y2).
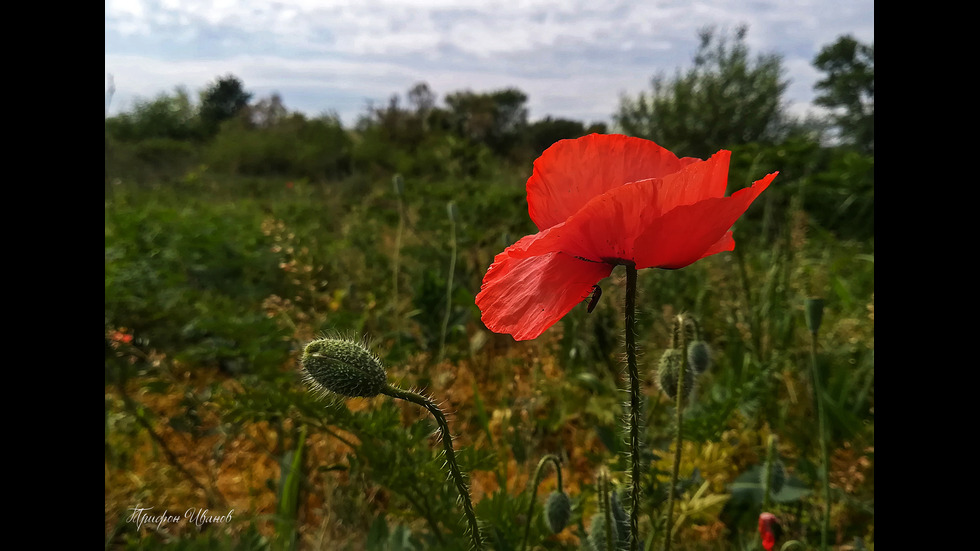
105;0;874;126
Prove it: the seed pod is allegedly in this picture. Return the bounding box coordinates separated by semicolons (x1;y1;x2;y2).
301;338;387;398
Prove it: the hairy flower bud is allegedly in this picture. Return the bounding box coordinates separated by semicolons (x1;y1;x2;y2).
301;338;387;398
657;348;693;401
763;459;786;495
544;491;571;533
687;340;711;374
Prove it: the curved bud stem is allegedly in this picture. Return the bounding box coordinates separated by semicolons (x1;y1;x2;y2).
382;384;483;550
521;454;563;551
662;314;689;551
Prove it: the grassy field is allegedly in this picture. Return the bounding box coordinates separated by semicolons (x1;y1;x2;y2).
105;150;873;550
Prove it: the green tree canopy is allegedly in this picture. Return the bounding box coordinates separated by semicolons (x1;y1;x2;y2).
199;75;252;135
813;35;874;154
105;87;199;142
615;25;789;158
445;88;528;157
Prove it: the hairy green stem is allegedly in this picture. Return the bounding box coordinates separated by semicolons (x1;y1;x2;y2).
521;454;563;551
808;330;831;551
662;317;688;551
382;384;483;550
624;264;640;551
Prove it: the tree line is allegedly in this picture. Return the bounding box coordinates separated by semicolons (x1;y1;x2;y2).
105;28;873;237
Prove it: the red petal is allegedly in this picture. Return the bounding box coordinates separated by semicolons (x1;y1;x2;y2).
507;181;659;264
527;134;699;231
641;150;733;219
633;172;777;269
476;246;613;341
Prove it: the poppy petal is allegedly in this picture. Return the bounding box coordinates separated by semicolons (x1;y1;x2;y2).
642;150;733;219
527;134;699;231
633;172;777;269
506;179;660;264
476;247;613;341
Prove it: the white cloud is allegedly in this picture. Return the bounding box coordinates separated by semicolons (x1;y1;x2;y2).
105;0;873;125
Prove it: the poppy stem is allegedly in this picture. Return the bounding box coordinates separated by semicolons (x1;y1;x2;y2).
624;264;641;551
520;454;563;551
381;384;484;550
662;316;689;551
807;322;831;551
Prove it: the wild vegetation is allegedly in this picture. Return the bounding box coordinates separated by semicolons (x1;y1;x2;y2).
105;30;873;550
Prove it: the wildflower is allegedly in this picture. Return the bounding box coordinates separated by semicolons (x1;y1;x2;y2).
476;134;776;340
109;329;133;344
758;512;782;551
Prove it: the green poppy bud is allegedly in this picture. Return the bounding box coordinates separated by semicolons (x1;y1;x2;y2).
588;513;628;551
687;340;711;374
657;348;693;401
763;459;786;495
805;298;825;335
610;490;630;544
544;491;571;533
301;338;387;398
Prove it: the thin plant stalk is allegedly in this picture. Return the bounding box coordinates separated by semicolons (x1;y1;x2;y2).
662;317;689;551
521;454;563;551
391;178;404;313
624;264;641;551
598;467;615;551
381;384;483;550
438;202;457;363
808;324;831;551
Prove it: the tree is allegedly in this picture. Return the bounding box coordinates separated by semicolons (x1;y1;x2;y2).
813;36;874;154
199;75;252;135
615;26;789;158
445;88;528;156
105;87;198;142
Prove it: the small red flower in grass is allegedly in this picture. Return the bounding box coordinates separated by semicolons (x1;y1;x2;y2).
758;512;782;551
476;134;776;340
109;330;133;344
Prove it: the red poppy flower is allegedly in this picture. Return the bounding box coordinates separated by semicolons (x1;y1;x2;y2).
758;512;781;551
476;134;776;341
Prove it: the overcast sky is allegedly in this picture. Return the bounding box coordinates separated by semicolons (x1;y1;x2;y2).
105;0;874;127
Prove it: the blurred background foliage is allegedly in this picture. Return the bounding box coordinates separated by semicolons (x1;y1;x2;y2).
105;29;872;550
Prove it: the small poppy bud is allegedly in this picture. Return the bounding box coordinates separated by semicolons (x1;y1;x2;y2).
301;338;387;398
610;490;630;543
588;513;628;551
805;298;824;335
758;512;782;551
447;201;458;222
687;340;711;374
544;491;571;533
762;459;786;495
392;174;404;196
657;349;693;401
